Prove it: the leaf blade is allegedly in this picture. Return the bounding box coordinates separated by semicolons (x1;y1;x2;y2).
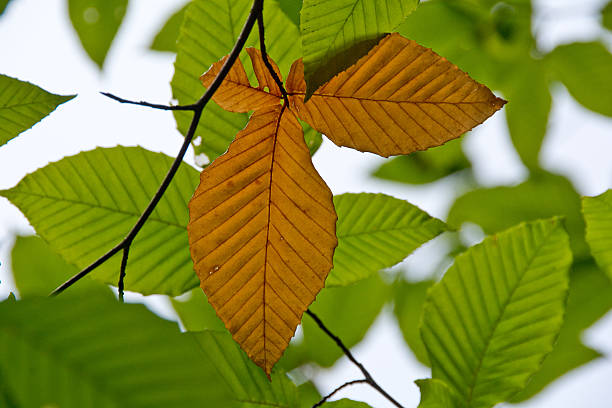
0;75;75;147
288;33;506;157
583;189;612;279
188;106;337;374
422;218;572;407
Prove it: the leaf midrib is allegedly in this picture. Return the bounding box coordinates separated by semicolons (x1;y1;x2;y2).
2;190;185;229
464;225;558;407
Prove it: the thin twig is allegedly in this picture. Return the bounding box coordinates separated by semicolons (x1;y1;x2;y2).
100;92;198;111
50;0;264;297
312;379;368;408
306;310;405;408
118;244;130;302
256;10;289;106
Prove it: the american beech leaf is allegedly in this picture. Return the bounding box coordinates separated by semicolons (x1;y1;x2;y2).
286;33;506;157
583;189;612;279
188;104;337;375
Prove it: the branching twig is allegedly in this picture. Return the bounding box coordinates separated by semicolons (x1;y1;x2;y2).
118;244;130;302
306;310;405;408
312;379;368;408
256;9;289;106
100;92;198;111
50;0;265;297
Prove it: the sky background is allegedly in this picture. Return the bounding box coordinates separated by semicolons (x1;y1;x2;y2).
1;0;612;406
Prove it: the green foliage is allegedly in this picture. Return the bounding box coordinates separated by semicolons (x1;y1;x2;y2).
192;330;306;407
67;0;127;68
394;279;433;366
1;146;200;295
11;235;106;298
0;75;75;147
583;190;612;279
281;273;390;369
372;139;471;185
421;218;572;408
326;399;374;408
511;260;612;401
329;193;446;286
416;379;463;408
603;1;612;31
172;288;226;332
547;42;612;117
0;0;10;16
300;0;419;98
149;4;187;52
0;294;230;407
448;172;589;259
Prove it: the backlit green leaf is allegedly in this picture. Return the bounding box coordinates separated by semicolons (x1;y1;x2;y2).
0;0;10;16
511;260;612;402
281;273;390;369
394;279;434;366
68;0;127;68
172;0;300;162
11;235;106;298
416;379;463;408
583;189;612;279
547;42;612;117
149;4;187;52
326;399;374;408
372;139;471;185
0;294;230;407
1;146;200;296
329;193;446;286
192;330;301;407
300;0;419;98
0;75;74;147
447;172;588;259
602;1;612;32
422;218;572;408
171;288;226;332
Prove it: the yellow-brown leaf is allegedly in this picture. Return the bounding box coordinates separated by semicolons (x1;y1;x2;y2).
188;105;337;375
200;48;283;112
286;33;507;157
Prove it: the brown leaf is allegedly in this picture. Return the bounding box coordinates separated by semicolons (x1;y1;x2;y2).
286;33;507;157
188;104;337;375
200;48;283;112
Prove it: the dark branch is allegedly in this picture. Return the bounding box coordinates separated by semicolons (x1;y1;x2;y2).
306;310;405;408
312;379;368;408
256;10;289;106
118;244;130;302
50;0;264;297
100;92;198;111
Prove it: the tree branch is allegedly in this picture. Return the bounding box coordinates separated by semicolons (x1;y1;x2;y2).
118;244;130;302
100;92;198;111
256;9;289;106
306;310;405;408
312;379;368;408
50;0;264;297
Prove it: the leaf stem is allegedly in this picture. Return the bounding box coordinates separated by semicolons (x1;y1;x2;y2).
256;9;289;106
118;243;130;302
306;310;405;408
50;0;264;297
312;379;368;408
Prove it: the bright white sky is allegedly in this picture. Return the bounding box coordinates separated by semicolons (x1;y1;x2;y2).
0;0;612;406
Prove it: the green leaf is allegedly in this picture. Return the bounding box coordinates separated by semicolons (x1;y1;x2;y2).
301;117;323;156
0;366;19;408
511;259;612;402
547;42;612;117
11;235;107;298
276;0;301;26
0;294;231;408
422;218;572;408
0;146;200;296
192;330;300;407
328;193;446;286
602;1;612;32
372;139;471;185
447;172;589;259
504;57;551;170
171;288;226;332
0;0;10;15
67;0;128;68
281;273;390;369
0;75;75;147
300;0;419;98
172;0;300;162
394;279;434;366
149;4;187;52
325;399;374;408
583;190;612;279
416;379;464;408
